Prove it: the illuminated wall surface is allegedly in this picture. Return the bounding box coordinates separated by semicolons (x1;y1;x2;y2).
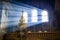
0;2;49;32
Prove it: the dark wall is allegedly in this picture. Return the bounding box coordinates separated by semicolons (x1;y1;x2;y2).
55;0;60;31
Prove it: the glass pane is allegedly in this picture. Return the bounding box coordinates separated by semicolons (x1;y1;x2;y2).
31;9;38;22
23;11;28;23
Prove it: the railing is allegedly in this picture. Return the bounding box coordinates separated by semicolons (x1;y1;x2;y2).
0;32;60;40
27;32;60;40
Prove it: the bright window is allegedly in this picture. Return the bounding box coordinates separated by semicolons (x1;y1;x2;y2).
41;10;48;22
31;9;38;22
23;11;28;23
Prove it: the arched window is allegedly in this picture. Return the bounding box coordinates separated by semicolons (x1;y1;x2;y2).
23;11;28;23
31;9;38;22
41;10;48;22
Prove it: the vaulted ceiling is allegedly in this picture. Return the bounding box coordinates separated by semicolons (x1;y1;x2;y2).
2;0;55;10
